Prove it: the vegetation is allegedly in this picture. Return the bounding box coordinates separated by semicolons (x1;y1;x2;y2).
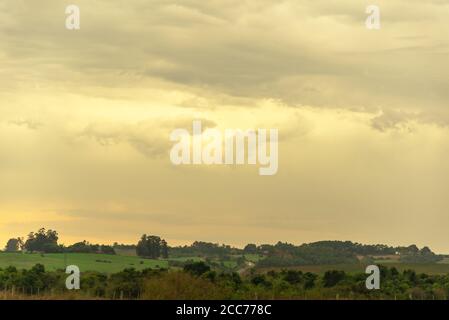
1;262;449;300
5;238;23;252
24;229;61;253
6;228;443;270
257;263;449;276
169;241;237;258
136;235;168;259
1;227;448;300
67;241;115;255
255;241;442;268
0;252;167;273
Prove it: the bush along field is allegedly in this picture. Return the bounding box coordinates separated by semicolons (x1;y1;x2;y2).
1;262;449;300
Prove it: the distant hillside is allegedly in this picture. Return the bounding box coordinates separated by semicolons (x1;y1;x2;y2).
4;228;442;269
168;240;442;268
254;241;442;268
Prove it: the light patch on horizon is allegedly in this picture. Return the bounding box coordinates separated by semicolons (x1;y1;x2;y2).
1;0;449;252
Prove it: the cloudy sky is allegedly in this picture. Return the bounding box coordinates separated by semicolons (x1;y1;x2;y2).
1;0;449;251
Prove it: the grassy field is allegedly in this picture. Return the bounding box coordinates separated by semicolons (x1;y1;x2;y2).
0;252;168;273
437;258;449;264
168;256;204;262
244;254;264;263
3;252;449;276
113;248;137;256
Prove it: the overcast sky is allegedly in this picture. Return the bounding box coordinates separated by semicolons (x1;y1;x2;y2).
1;0;449;251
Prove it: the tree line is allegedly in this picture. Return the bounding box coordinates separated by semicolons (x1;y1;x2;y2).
3;229;442;266
0;262;449;300
3;228;169;259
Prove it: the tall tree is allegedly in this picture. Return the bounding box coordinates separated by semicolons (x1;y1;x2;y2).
5;238;21;252
161;240;169;258
136;235;168;259
24;228;61;253
243;244;257;254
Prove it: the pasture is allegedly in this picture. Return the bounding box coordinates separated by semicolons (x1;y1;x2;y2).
0;252;167;273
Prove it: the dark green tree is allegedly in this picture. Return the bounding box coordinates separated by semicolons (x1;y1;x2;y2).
5;238;22;252
136;235;168;259
323;270;346;287
161;239;169;259
183;261;211;277
24;228;61;253
243;243;257;254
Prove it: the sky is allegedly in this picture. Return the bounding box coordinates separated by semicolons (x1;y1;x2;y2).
1;0;449;252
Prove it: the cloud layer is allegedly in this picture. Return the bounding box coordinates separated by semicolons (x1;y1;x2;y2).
1;0;449;251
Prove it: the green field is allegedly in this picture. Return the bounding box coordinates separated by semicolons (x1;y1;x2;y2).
168;256;204;262
244;254;264;263
437;257;449;264
3;252;449;276
0;252;168;273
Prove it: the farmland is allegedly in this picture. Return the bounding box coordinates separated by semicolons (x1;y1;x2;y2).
3;251;449;278
0;252;167;273
0;252;251;274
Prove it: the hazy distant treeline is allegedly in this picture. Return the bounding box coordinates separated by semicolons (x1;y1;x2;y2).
3;228;442;267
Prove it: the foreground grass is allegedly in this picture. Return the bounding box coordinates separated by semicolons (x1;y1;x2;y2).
0;252;168;273
0;291;102;300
